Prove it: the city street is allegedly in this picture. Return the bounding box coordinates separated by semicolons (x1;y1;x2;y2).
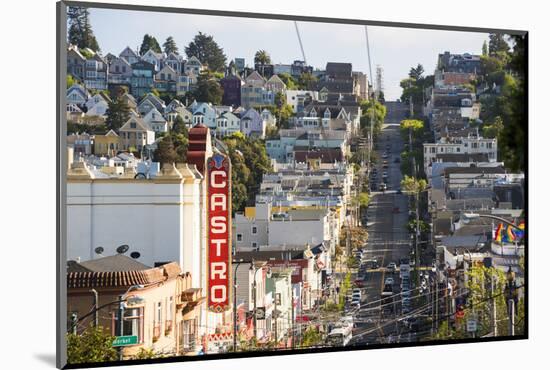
351;104;412;345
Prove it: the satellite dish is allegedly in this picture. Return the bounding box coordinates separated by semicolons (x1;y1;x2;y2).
94;246;104;255
130;252;141;259
116;245;129;254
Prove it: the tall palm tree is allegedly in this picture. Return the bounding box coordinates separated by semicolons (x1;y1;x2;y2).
254;50;271;65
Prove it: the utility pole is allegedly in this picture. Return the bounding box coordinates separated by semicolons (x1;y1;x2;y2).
90;289;99;328
508;299;515;336
117;294;124;361
491;275;498;337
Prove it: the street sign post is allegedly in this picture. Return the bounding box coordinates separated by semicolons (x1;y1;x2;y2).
112;335;138;347
467;319;477;333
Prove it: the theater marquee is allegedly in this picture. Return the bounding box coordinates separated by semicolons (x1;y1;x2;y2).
207;153;232;312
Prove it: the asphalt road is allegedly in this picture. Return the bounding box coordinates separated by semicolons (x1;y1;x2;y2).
350;119;413;345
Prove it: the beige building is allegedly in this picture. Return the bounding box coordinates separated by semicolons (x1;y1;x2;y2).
94;129;120;156
67;255;203;358
119;116;155;152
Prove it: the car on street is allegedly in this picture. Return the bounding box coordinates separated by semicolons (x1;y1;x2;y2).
387;262;397;272
396;188;402;194
379;183;387;191
385;277;395;286
394;157;400;163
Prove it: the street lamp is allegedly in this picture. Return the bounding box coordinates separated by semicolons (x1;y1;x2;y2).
251;262;273;345
505;266;517;336
117;284;144;360
461;213;522;230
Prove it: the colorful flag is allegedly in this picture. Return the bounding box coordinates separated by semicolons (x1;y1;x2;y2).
494;223;503;243
506;225;516;242
514;221;525;239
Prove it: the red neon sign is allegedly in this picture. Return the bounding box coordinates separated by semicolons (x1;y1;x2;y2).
207;154;231;312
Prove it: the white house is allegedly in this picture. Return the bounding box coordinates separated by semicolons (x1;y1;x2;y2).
189;101;217;129
184;56;204;75
142;49;164;72
423;137;498;174
67;84;89;106
216;111;241;137
143;107;168;132
85;99;109;117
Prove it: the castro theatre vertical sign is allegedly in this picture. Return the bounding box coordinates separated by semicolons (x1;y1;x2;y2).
207;153;231;312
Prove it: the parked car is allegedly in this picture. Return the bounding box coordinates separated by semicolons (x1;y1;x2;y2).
387;262;397;272
394;157;401;163
385;277;395;285
379;183;387;191
396;188;402;194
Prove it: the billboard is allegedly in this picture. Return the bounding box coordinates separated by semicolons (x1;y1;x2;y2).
207;153;232;312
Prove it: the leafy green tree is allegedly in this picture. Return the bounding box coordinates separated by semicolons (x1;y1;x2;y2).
154;136;178;165
360;100;386;137
139;34;161;55
222;133;270;212
277;73;297;89
105;97;131;132
187;71;224;104
401;175;427;194
482;40;488;56
163;36;178;54
482;116;504;139
172;115;188;135
400;119;424;142
185;32;227;72
409;63;425;80
298;72;317;90
254;50;272;65
67;74;76;89
66;325;117;364
67;6;100;51
488;33;510;55
133;348;163;360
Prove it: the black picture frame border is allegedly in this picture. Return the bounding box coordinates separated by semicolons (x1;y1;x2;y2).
57;1;529;369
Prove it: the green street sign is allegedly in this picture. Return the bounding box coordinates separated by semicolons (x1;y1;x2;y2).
112;335;138;347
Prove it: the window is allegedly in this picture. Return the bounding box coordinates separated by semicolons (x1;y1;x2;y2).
182;319;196;351
487;142;493;149
166;297;173;333
252;242;258;249
113;307;143;343
130;122;136;129
237;234;243;242
252;226;257;234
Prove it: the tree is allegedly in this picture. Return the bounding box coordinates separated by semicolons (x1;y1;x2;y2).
277;73;297;90
401;175;427;194
360;100;387;137
67;6;100;51
301;326;323;347
482;116;504;139
482;40;488;56
408;63;425;80
185;32;227;72
139;34;161;56
172;115;188;135
105;97;131;132
163;36;178;55
222;134;270;212
400;119;424;142
488;33;510;56
67;74;76;89
254;50;271;65
154;136;178;165
66;325;117;364
187;71;224;104
297;72;317;90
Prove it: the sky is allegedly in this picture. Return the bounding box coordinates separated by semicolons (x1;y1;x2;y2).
87;7;489;100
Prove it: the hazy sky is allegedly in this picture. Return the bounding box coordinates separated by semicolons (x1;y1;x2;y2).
88;7;489;100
